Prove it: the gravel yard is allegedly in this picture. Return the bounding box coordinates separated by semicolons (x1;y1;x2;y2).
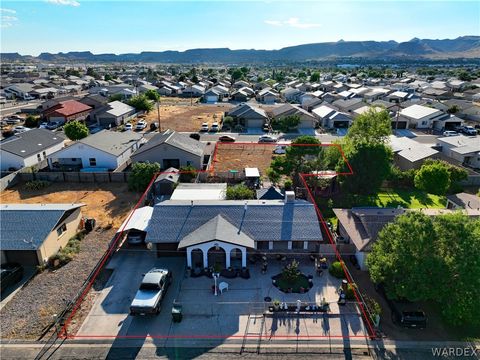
0;227;116;339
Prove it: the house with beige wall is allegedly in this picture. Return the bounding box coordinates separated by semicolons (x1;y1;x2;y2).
0;204;84;267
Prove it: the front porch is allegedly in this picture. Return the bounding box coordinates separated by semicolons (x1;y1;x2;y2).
185;240;248;269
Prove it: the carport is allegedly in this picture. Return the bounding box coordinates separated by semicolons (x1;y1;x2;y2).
117;206;153;234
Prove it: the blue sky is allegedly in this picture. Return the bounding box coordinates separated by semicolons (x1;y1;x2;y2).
1;1;479;55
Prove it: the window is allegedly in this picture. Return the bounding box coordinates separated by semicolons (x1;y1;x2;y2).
292;241;304;250
186;161;192;166
89;158;97;166
37;154;41;162
56;223;67;237
42;151;47;160
256;241;269;250
421;121;427;125
71;158;76;161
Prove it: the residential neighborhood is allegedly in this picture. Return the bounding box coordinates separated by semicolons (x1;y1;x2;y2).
1;1;480;360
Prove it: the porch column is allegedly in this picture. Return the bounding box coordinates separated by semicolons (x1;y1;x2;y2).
225;251;231;268
287;241;292;250
186;247;192;268
203;249;209;269
268;241;273;250
303;241;308;250
241;248;247;268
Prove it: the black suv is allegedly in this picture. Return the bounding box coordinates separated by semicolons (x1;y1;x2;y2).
1;263;24;293
375;283;427;329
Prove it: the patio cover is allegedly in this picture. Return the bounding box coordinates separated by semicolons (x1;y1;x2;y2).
117;206;153;233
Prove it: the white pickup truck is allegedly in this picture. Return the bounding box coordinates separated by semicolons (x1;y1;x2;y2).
129;268;172;315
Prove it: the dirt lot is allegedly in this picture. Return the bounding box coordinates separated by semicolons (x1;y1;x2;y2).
213;143;280;175
143;103;233;132
0;182;139;228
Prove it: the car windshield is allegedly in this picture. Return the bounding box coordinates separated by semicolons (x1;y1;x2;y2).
140;282;160;290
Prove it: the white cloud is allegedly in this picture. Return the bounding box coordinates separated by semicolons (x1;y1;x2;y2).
0;8;16;14
46;0;80;7
1;9;18;28
264;17;321;29
264;20;282;27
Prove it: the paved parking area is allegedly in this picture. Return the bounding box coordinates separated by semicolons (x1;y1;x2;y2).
77;250;371;349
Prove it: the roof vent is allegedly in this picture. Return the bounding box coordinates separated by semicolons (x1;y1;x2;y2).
244;201;248;211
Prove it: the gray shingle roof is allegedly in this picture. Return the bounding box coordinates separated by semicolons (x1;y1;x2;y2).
178;214;255;249
1;129;65;158
146;200;322;244
132;129;206;158
0;204;84;251
71;130;142;156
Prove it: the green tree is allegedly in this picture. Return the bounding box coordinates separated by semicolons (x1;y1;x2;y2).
414;162;450;195
230;69;244;81
104;74;113;81
270;136;322;178
24;115;39;128
226;184;255;200
346;107;392;145
128;162;161;192
275;115;301;132
339;143;392;195
128;94;154;112
366;212;443;301
367;212;480;327
447;105;460;114
266;167;281;185
144;89;160;101
109;94;124;102
423;159;467;193
63;121;89;141
310;71;320;82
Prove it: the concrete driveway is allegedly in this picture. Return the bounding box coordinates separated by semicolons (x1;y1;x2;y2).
77;251;371;351
77;249;185;337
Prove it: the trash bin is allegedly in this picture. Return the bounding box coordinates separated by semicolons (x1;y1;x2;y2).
172;303;183;323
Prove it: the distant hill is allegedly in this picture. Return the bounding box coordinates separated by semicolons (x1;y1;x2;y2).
4;36;480;63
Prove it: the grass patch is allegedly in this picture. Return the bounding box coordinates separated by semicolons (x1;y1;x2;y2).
275;274;310;293
317;187;446;219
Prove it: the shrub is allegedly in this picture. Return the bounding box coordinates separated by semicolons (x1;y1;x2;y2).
329;261;346;278
284;179;293;190
179;165;197;182
64;120;89;141
25;115;40;128
48;233;84;269
282;259;300;282
25;180;51;190
128;162;161;192
345;283;358;300
226;184;254;200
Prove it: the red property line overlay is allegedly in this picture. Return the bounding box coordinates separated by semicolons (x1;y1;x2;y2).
59;141;376;340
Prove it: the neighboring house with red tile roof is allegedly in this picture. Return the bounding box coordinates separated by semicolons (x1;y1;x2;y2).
42;100;92;122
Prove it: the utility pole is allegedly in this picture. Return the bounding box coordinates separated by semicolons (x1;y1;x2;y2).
157;97;161;133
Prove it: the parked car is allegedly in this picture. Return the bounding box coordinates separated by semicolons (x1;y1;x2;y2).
5;117;22;125
150;122;159;131
258;134;278;143
87;124;103;134
46;121;64;130
127;231;146;245
124;123;133;131
442;130;458;137
462;126;477;136
39;122;49;129
273;145;286;154
376;283;427;329
200;123;209;132
211;122;220;132
135;120;147;131
13;126;29;134
0;263;24;293
218;135;236;142
130;268;172;315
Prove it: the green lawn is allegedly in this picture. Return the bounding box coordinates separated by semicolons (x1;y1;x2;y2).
318;188;446;219
367;189;446;209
